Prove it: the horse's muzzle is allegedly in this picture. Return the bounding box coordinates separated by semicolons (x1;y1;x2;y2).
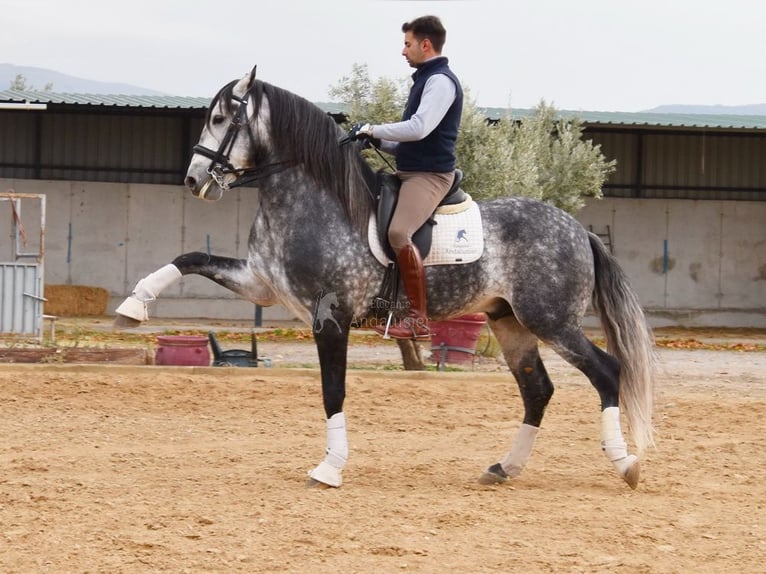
185;175;224;201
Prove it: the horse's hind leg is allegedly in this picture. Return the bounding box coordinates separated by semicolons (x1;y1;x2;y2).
546;328;640;489
479;313;553;485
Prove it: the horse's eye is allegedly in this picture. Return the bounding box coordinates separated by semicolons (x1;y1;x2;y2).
212;115;226;126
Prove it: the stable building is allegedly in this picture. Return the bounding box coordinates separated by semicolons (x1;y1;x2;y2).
1;89;764;327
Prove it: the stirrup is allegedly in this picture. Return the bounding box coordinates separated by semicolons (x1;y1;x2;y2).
380;316;430;340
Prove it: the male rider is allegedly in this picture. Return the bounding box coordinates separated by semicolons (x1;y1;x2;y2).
350;15;463;339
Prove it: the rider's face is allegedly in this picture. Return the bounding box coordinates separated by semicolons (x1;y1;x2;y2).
402;31;428;68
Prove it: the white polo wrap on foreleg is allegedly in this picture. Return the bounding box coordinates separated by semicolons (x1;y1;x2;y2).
500;423;539;478
601;406;637;476
115;264;182;321
308;412;348;487
133;264;183;302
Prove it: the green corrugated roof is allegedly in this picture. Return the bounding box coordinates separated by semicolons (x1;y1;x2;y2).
2;89;766;130
480;106;766;130
0;89;210;109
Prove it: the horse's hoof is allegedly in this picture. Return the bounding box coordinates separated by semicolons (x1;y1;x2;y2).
113;314;142;329
478;463;508;485
305;477;334;489
307;461;343;487
622;459;640;490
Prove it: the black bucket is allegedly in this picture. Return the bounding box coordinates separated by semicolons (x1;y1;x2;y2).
208;331;264;367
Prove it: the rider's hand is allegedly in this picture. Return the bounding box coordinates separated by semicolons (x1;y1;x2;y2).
349;122;375;141
349;123;382;149
339;122;380;148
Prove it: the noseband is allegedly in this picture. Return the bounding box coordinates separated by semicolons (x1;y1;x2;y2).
193;83;291;192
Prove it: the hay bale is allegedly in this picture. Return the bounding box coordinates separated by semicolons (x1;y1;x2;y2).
44;285;109;317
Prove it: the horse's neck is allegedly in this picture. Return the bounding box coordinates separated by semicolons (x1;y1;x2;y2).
277;157;374;232
253;172;346;223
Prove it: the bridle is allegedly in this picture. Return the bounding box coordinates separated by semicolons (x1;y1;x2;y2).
192;79;291;194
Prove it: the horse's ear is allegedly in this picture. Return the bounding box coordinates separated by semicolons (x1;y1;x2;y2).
247;65;257;89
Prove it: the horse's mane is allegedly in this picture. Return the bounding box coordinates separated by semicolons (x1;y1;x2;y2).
209;79;376;236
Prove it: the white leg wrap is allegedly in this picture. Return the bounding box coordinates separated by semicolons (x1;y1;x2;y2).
500;423;539;478
133;264;183;302
115;264;182;322
601;406;637;476
308;412;348;487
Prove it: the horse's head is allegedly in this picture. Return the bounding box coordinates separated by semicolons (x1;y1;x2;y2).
185;66;265;201
184;68;375;236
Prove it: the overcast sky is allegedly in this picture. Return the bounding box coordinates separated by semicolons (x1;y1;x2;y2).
3;0;765;112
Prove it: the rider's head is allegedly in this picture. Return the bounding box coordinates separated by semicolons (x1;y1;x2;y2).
401;15;446;68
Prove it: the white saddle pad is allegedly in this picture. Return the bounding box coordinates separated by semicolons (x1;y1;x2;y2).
368;200;484;266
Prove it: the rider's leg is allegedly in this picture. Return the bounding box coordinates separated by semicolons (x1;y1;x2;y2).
380;171;453;339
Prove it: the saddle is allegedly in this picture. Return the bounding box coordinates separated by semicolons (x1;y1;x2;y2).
375;169;468;260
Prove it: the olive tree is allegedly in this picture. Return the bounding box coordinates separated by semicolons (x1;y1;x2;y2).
329;63;615;214
9;74;53;92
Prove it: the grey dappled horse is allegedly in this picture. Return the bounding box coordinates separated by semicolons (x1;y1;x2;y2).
116;68;655;489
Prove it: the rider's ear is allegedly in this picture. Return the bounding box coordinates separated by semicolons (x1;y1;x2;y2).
247;65;257;90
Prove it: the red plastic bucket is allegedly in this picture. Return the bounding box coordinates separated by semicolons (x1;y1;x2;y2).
430;313;487;365
155;335;211;366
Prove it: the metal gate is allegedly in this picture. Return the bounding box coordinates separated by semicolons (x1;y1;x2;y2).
0;192;46;341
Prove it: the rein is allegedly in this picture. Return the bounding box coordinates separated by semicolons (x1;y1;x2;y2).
226;160;294;189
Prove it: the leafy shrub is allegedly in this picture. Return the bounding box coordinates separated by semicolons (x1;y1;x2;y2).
329;64;615;213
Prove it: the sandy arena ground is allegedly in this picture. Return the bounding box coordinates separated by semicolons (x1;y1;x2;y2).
1;336;765;573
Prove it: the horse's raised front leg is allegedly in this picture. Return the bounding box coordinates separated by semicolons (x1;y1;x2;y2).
114;252;275;327
307;314;351;488
114;263;182;326
479;313;552;485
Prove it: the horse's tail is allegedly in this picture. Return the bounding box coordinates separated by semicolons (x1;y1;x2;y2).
589;232;656;456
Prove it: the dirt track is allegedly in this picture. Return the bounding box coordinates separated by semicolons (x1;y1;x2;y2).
1;343;765;573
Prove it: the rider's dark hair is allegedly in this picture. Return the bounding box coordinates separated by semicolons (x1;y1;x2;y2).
402;15;447;53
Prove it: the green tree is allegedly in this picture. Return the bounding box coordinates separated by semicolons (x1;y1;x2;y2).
9;74;27;90
328;63;407;172
329;65;615;213
328;63;406;125
9;74;53;92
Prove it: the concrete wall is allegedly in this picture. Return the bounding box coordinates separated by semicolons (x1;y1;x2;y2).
1;178;292;323
579;197;766;327
2;178;765;327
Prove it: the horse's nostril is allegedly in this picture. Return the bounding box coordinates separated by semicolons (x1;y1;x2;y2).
184;176;197;190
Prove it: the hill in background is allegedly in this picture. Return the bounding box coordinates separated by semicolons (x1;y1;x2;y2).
4;63;766;115
643;103;766;115
0;63;166;95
